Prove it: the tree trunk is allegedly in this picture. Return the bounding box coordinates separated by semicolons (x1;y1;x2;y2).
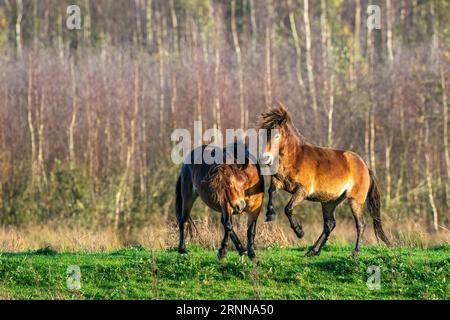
249;0;257;50
366;18;376;173
157;10;165;140
134;0;142;47
385;137;392;206
288;0;305;93
352;0;361;85
425;132;439;233
37;88;46;187
303;0;318;139
440;56;450;206
425;153;439;232
170;0;179;54
146;0;153;46
264;25;272;109
57;9;64;59
320;0;334;147
327;73;335;148
15;0;23;57
430;0;439;57
264;2;274;109
214;47;222;131
231;0;246;129
84;0;92;45
386;0;394;68
85;82;95;177
32;0;39;47
27;55;37;188
69;58;77;169
115;63;139;236
212;4;222;131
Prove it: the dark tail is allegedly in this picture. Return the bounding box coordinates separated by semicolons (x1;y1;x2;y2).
367;170;391;245
175;175;197;239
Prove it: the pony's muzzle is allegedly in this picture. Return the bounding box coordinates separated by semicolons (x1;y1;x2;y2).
260;153;273;166
233;199;246;213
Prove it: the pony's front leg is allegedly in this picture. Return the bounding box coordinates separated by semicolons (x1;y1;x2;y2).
219;211;246;258
218;211;231;260
265;177;278;222
230;230;246;256
246;210;260;261
227;214;246;256
285;187;306;238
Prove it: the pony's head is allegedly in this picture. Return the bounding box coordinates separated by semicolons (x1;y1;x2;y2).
257;102;294;166
209;164;248;214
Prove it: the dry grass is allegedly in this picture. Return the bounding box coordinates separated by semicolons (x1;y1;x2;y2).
0;215;448;253
0;286;12;300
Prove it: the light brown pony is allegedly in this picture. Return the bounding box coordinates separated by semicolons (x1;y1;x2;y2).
176;144;264;260
258;104;390;256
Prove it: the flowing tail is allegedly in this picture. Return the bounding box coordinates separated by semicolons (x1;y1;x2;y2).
175;175;197;239
367;170;391;245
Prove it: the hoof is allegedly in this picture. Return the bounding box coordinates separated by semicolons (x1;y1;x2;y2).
238;250;247;257
178;247;187;255
293;226;305;239
351;250;360;258
265;214;276;222
248;253;257;262
305;249;319;257
218;249;227;261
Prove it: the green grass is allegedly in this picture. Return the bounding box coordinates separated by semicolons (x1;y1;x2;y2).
0;245;449;300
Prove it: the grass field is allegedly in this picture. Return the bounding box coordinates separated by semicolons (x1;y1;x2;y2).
0;244;449;300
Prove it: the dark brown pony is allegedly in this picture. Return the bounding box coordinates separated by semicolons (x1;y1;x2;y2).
258;104;390;256
176;144;264;260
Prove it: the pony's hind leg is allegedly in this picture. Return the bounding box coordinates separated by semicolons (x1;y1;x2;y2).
284;186;307;238
349;199;366;255
306;202;337;256
177;176;197;254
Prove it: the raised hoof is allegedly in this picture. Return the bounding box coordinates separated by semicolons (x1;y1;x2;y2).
293;226;305;239
265;214;277;222
305;249;319;257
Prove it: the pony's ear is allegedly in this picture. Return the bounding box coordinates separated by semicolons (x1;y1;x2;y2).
278;117;288;126
276;100;287;111
275;101;290;125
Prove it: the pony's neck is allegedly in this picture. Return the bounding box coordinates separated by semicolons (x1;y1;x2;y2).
287;123;307;146
280;123;307;167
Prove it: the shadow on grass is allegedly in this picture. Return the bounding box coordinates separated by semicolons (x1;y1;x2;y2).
0;245;58;257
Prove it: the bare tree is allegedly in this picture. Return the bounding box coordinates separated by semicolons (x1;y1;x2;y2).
231;0;246;129
15;0;23;57
303;0;318;139
287;0;305;94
